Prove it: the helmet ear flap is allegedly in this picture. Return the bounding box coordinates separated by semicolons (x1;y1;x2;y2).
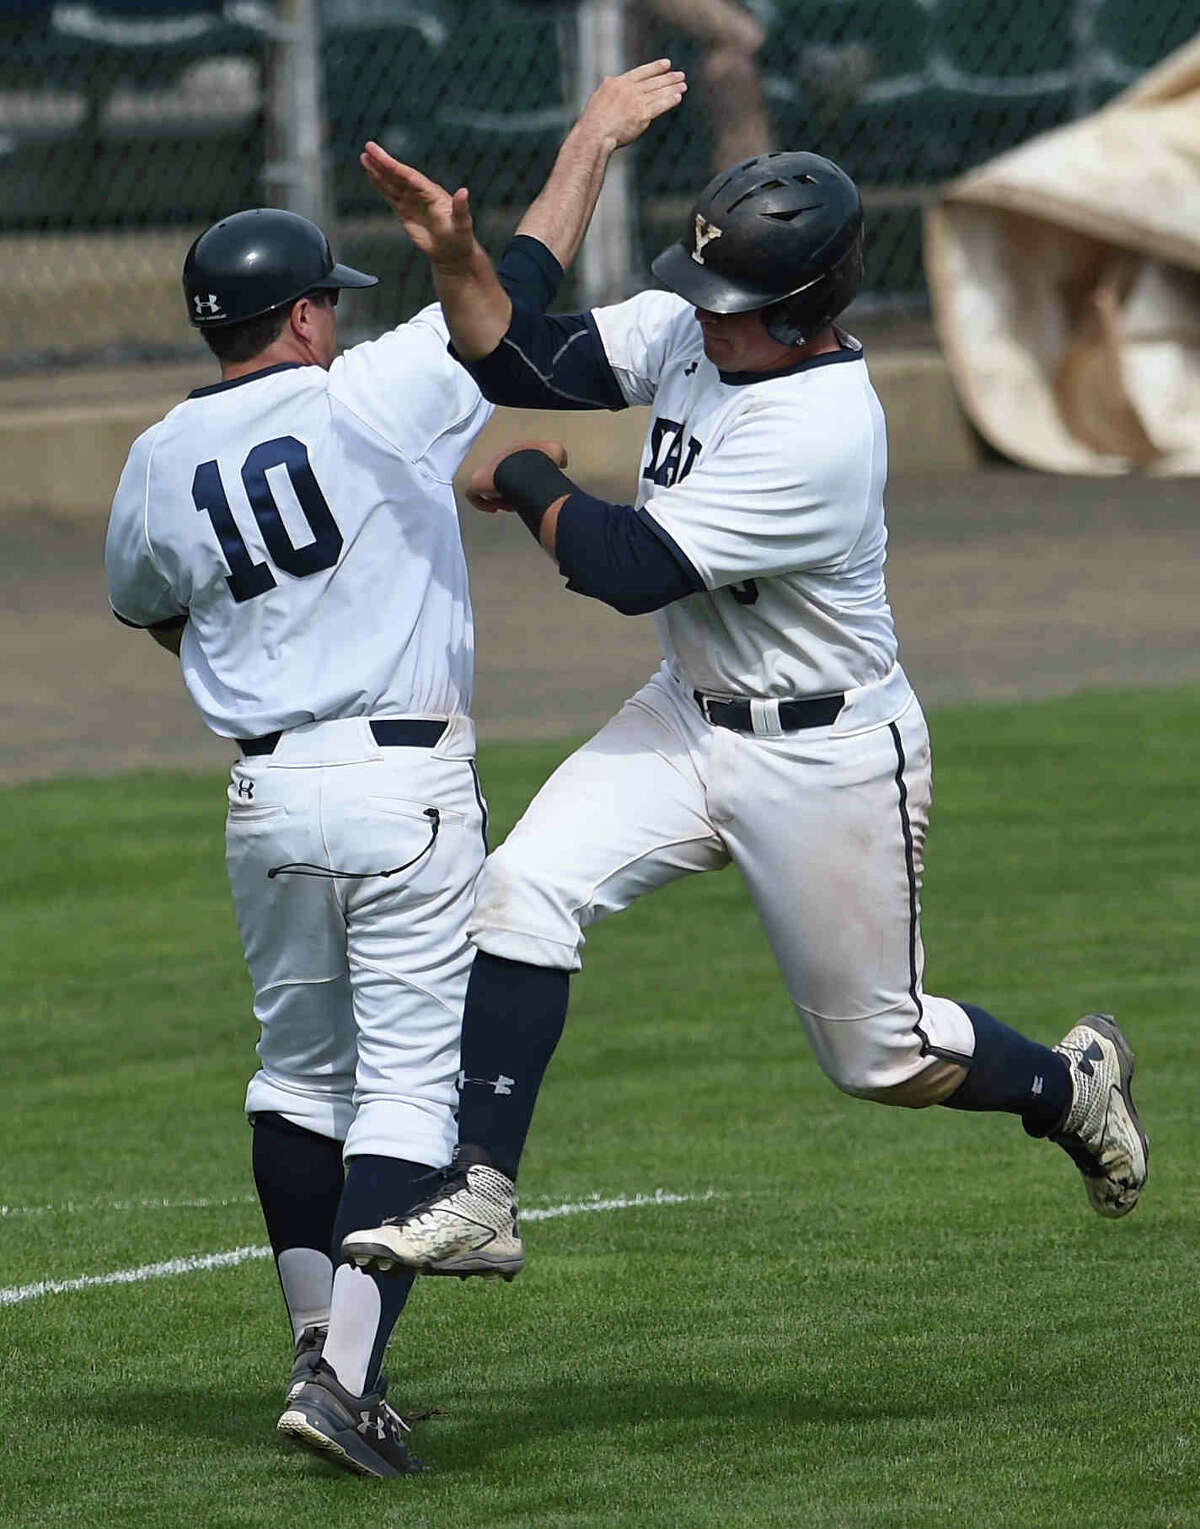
761;293;812;347
761;227;866;347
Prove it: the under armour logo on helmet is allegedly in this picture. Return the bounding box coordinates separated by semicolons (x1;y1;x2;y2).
691;214;723;265
193;292;224;318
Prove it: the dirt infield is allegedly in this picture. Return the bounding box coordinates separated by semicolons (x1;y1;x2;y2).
3;468;1198;785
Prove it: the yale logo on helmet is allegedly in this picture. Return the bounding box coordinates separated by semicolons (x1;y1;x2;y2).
691;214;723;266
193;293;225;319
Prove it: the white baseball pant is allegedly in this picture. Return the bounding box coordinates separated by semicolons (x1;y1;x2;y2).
469;665;974;1102
227;715;485;1163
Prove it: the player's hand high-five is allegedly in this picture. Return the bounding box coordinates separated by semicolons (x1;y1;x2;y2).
359;150;474;272
357;58;684;269
361;59;685;265
362;58;685;297
578;56;689;147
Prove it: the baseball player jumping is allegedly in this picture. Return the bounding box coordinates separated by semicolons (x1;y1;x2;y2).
103;62;686;1477
342;143;1149;1285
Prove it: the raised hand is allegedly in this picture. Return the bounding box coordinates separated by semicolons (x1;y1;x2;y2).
360;143;475;271
579;58;687;149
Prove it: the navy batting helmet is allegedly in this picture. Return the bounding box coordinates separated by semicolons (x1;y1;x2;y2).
650;152;863;347
182;207;378;328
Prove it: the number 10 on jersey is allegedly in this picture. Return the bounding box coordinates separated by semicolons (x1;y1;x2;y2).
192;434;343;603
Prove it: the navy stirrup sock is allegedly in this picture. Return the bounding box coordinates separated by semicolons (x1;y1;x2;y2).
941;1003;1071;1137
455;951;571;1180
251;1111;345;1337
252;1110;344;1256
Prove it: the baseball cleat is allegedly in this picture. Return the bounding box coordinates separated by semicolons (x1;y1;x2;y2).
1051;1013;1149;1218
277;1359;427;1478
341;1149;524;1279
285;1321;328;1405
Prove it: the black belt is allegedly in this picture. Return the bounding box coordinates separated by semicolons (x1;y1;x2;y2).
694;690;844;734
238;719;448;757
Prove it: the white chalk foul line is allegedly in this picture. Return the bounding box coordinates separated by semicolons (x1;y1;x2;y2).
0;1187;716;1222
0;1195;258;1219
1;1245;271;1308
0;1189;718;1307
525;1188;717;1223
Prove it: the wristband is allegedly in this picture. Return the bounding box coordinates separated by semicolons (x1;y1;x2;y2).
492;449;576;540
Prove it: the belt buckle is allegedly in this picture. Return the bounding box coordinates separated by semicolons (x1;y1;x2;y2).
696;692;717;726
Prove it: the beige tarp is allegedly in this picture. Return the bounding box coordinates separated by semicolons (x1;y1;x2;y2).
925;35;1200;476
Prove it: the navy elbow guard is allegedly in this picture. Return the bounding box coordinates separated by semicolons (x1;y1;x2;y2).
493;450;576;540
495;234;564;314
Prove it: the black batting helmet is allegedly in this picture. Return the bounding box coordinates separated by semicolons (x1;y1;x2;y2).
182;207;378;328
650;152;863;347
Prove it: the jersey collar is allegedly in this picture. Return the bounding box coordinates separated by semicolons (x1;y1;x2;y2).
717;339;863;388
188;362;304;398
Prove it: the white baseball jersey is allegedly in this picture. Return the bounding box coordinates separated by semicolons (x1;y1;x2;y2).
105;305;491;737
592;289;897;699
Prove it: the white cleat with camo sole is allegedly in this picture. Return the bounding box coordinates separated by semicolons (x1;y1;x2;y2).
342;1154;524;1280
1051;1013;1149;1218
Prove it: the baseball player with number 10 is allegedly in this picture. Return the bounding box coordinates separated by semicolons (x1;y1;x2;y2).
103;62;687;1477
343;140;1150;1285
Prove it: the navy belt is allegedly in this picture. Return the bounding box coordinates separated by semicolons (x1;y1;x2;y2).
238;719;448;757
694;690;844;735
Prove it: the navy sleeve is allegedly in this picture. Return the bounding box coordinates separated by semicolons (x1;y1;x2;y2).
495;234;564;314
554;491;705;615
463;305;627;412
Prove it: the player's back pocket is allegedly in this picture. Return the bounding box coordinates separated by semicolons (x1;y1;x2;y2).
364;795;467;828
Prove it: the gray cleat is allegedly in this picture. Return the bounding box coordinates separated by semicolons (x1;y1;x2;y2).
277;1359;427;1478
285;1322;328;1405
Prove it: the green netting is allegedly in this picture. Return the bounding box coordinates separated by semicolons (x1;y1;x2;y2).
0;0;1193;360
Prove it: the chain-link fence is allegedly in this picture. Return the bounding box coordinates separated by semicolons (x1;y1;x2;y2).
0;0;1194;364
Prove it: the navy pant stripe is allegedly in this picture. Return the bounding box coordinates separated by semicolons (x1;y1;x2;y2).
888;721;924;1034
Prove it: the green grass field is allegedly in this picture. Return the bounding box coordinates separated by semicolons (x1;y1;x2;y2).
3;687;1198;1528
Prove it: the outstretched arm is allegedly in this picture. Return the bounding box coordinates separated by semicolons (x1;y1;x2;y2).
360;60;685;361
515;59;687;270
357;163;504;362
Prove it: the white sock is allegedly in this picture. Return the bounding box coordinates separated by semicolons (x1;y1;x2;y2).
320;1264;382;1396
276;1247;334;1340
